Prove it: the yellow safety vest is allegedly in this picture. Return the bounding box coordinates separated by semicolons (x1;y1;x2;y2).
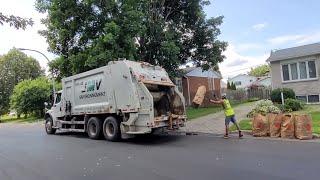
223;99;235;116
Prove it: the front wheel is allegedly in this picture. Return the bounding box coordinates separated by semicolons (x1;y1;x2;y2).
103;116;121;142
45;117;56;135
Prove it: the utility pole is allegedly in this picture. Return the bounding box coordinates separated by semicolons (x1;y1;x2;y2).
17;48;55;94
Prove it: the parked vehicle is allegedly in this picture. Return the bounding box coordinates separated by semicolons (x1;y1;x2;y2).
44;59;186;141
9;111;16;116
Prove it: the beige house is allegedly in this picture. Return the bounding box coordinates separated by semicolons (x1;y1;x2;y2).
267;42;320;103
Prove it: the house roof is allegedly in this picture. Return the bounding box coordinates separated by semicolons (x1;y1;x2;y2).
228;74;256;81
246;76;271;87
266;42;320;62
182;66;222;79
182;66;197;74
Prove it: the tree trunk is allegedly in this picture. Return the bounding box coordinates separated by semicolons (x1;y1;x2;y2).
39;109;45;117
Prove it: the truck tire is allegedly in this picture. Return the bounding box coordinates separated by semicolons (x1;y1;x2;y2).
103;116;120;142
45;117;56;135
87;117;102;140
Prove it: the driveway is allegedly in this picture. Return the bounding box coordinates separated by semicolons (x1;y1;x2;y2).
180;104;255;134
0;123;319;180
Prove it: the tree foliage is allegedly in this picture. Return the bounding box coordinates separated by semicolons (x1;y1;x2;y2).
227;81;230;90
0;12;33;30
35;0;227;79
0;49;44;116
229;82;236;90
248;64;270;77
10;77;52;117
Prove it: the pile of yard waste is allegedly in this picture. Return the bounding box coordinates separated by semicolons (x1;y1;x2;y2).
249;100;313;140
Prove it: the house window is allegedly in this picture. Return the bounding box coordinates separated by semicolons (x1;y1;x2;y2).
282;60;317;82
282;64;290;81
235;81;241;86
296;95;319;103
299;62;307;79
296;96;307;103
308;95;319;103
308;61;317;78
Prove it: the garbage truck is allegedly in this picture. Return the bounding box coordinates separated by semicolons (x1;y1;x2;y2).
44;59;187;141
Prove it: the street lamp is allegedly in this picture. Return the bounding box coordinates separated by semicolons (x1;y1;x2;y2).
17;48;55;94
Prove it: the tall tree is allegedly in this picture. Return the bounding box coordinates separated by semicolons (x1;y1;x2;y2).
10;77;52;118
248;64;270;77
35;0;227;78
0;12;33;29
227;81;231;90
0;49;44;116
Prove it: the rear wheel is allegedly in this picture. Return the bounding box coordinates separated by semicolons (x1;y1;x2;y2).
45;117;56;135
103;116;120;142
87;117;102;140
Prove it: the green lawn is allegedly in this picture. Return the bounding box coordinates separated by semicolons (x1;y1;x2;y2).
0;115;43;123
310;111;320;134
230;119;252;132
230;105;320;134
186;106;222;120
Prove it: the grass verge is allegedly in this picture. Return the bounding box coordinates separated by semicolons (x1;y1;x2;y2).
0;115;43;123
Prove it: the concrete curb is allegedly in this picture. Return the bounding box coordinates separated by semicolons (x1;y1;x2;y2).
230;130;320;140
173;130;320;142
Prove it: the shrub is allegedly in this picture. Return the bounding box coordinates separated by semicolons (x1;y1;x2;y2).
284;98;305;111
275;104;292;113
247;100;281;117
271;88;295;103
248;97;260;102
256;99;273;108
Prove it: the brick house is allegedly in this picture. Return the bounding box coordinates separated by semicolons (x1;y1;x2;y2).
176;66;222;106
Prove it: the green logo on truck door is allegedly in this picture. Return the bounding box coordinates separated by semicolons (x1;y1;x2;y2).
81;79;102;93
79;79;106;99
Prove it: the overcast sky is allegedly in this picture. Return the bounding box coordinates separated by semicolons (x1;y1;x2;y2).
1;0;320;79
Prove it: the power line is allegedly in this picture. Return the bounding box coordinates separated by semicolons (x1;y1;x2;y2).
222;63;267;76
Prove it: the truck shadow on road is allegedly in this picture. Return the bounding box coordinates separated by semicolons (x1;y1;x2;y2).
54;132;185;145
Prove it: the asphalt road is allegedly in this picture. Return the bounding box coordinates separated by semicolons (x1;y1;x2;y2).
0;123;319;180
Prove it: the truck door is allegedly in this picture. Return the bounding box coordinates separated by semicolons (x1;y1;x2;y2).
52;92;63;120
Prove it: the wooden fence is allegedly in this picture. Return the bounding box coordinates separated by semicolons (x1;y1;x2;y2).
187;88;271;107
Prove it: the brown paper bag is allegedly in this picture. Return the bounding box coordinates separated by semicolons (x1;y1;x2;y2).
281;114;295;139
294;114;313;140
192;85;207;105
252;113;268;137
268;113;283;138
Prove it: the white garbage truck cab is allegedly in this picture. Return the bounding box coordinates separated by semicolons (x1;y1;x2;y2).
44;60;187;141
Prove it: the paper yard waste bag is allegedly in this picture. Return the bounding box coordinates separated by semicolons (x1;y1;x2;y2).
281;114;295;139
294;114;313;140
252;113;268;137
192;85;207;105
268;113;283;138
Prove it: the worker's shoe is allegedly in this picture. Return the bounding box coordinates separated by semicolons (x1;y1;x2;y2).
224;134;229;139
239;131;243;138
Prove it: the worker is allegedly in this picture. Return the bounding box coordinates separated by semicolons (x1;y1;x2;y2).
210;93;243;139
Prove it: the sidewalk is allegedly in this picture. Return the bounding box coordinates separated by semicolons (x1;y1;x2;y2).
180;105;255;134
